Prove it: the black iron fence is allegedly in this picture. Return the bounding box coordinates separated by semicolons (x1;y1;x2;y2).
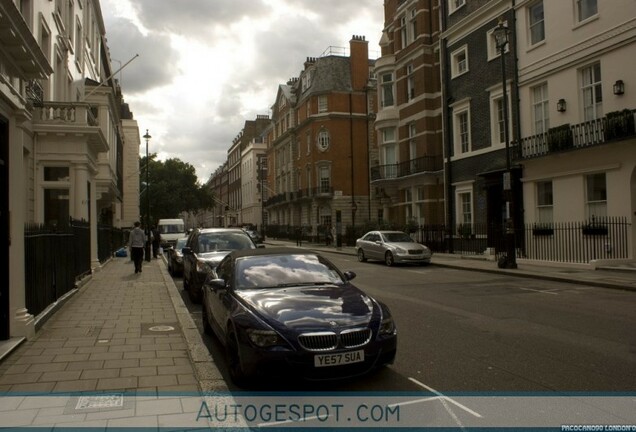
266;218;630;264
24;219;125;317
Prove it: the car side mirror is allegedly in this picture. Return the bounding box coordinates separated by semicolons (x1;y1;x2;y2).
343;271;356;281
206;278;227;292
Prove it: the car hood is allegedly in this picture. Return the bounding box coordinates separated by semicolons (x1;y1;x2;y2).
388;242;428;250
237;284;377;331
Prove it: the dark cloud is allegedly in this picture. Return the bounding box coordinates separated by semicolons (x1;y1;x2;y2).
104;17;179;95
132;0;270;37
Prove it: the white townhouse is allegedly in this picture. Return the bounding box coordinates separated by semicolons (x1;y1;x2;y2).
515;0;636;264
1;0;138;343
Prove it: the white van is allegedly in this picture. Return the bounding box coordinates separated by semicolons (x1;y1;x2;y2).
157;218;186;248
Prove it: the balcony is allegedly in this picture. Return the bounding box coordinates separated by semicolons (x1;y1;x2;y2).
516;109;635;160
371;155;444;182
32;102;108;153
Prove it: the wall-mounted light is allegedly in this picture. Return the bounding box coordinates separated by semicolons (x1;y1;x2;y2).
613;80;625;95
557;98;567;112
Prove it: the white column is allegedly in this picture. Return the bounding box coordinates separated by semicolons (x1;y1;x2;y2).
10;122;34;339
74;165;89;220
90;181;100;271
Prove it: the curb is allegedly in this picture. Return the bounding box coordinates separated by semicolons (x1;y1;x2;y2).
158;255;229;392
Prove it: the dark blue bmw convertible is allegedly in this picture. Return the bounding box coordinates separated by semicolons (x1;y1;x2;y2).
201;247;397;386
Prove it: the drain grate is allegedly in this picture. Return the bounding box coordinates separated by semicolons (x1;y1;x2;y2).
76;394;124;410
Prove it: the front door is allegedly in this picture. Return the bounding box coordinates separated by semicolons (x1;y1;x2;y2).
0;117;9;340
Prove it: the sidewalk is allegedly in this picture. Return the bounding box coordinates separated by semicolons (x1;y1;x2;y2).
264;239;636;292
0;255;232;429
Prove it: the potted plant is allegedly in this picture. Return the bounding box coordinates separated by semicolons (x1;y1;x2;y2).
547;124;573;152
604;109;635;141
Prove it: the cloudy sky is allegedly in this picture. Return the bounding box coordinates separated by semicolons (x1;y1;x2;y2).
100;0;384;183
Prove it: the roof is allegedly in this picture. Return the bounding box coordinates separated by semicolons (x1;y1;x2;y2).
229;247;317;259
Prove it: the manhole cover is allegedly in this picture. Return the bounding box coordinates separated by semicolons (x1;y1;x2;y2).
76;394;124;410
140;322;180;336
148;325;175;332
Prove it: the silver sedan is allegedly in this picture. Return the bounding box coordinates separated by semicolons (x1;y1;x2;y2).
355;230;432;266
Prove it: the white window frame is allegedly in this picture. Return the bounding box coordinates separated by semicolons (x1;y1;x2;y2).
576;0;598;23
381;72;395;107
451;45;468;78
489;87;510;147
318;95;328;113
455;183;474;229
452;101;471;155
581;62;603;121
400;16;408;49
585;172;607;220
528;1;545;46
382;127;397;179
531;83;549;134
406;64;415;101
449;0;466;15
317;128;330;152
536;181;553;225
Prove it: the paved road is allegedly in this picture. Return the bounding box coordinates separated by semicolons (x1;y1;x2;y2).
172;248;636;392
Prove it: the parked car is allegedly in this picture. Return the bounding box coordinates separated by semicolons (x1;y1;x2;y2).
243;229;263;244
201;247;397;386
182;228;260;303
167;237;188;276
355;230;432;266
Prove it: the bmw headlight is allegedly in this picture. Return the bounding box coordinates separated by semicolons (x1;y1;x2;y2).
246;329;284;347
379;317;396;336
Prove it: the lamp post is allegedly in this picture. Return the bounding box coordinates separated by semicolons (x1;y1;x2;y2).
493;18;517;269
143;129;151;262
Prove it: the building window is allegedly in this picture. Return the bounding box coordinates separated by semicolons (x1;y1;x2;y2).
306;132;311;155
577;0;597;22
317;129;330;152
400;16;407;49
581;62;602;121
381;73;394;107
382;127;397;179
531;83;549;134
43;166;71;227
451;46;468;78
319;206;331;227
406;64;415;101
528;1;545;45
318;166;330;193
536;181;553;224
456;190;472;227
75;19;82;66
318;95;328;113
449;0;466;14
586;173;607;219
452;104;471;155
410;9;417;42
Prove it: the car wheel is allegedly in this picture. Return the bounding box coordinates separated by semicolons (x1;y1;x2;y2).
201;303;212;335
357;249;367;262
226;331;248;386
385;251;394;266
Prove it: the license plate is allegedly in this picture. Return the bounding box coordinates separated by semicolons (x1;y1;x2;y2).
314;350;364;367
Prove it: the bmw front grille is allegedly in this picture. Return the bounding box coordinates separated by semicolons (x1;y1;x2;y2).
298;328;372;351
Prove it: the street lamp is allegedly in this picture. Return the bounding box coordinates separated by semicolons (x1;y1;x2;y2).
143;129;151;262
493;18;517;269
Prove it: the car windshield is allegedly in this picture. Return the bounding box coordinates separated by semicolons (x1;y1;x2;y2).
160;224;184;234
198;232;254;252
235;254;344;290
382;232;414;243
175;238;188;249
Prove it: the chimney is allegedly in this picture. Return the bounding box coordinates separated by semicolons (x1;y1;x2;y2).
304;57;316;70
349;35;369;91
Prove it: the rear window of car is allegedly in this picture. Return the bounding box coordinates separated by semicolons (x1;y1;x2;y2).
235;254;344;290
160;224;184;234
198;232;255;252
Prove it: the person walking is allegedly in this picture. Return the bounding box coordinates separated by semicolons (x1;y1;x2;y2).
128;221;146;274
151;225;161;258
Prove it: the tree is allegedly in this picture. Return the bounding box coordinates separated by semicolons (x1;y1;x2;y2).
140;155;214;223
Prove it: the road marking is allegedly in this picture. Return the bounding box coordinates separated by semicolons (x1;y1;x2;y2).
408;377;483;419
518;287;558;295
